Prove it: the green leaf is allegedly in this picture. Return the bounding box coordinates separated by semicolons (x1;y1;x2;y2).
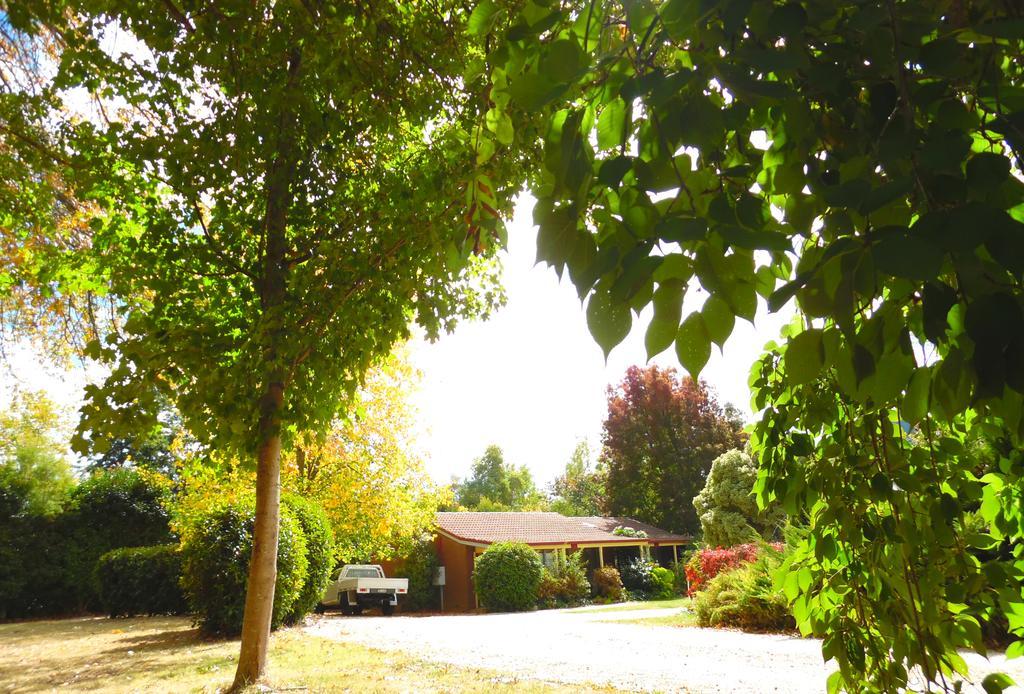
485;108;514;146
597;99;627;150
768;276;804;313
468;0;499;36
785;329;824;385
542;39;587;83
676;312;711;376
981;672;1015;694
902;368;931;425
701;295;735;348
508;73;566;112
586;288;632;359
872;228;945;281
598;156;632;187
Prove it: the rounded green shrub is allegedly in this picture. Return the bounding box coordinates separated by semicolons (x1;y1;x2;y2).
651;566;676;600
180;500;308;636
592;566;625;602
472;542;542;612
95;544;187;617
282;494;335;624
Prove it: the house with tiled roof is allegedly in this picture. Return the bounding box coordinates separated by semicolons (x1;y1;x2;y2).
433;512;690;611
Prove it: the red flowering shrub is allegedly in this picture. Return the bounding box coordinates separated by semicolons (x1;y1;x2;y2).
684;543;782;597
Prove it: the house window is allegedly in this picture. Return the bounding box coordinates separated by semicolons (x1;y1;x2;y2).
539;550;558;570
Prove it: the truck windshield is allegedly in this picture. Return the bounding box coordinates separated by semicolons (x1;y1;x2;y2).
346;568;381;578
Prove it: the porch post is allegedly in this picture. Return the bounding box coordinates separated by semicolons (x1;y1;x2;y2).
673;544;678;564
598;546;604;567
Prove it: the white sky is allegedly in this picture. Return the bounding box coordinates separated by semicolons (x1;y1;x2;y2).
1;194;792;487
408;193;793;488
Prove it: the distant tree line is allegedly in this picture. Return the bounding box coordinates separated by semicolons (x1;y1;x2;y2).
450;364;747;538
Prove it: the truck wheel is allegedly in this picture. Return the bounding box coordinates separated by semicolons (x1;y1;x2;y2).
382;603;395;616
353;606;363;616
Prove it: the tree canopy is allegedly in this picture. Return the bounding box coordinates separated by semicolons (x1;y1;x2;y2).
474;0;1024;689
453;444;547;511
549;440;605;516
0;390;74;519
2;1;520;685
600;365;744;535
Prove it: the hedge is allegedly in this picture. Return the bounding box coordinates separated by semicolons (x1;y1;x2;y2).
180;500;308;635
0;468;174;617
282;494;335;624
473;542;542;612
95;544;187;617
537;551;590;609
66;469;175;609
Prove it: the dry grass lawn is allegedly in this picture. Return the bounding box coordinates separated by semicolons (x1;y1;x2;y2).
0;615;616;693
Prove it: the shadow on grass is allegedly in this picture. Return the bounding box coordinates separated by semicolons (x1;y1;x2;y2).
0;615;235;693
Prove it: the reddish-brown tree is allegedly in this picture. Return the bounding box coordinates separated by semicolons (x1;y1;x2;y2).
601;366;745;536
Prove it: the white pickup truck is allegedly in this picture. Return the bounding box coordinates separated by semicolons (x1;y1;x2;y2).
321;564;408;616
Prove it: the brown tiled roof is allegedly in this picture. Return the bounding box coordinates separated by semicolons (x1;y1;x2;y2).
435;511;690;547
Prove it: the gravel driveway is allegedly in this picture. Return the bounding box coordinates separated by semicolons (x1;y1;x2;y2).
306;605;1024;693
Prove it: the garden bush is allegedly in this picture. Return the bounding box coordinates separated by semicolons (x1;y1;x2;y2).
591;566;625;602
669;560;688;596
180;500;308;635
472;542;542;612
618;557;657;597
281;494;335;624
651;566;676;600
402;536;441;611
693;550;793;632
536;551;590;608
685;543;782;596
95;544;187;617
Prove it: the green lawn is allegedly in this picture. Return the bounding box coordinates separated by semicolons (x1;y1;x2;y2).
608;610;700;628
0;615;618;693
572;597;692;614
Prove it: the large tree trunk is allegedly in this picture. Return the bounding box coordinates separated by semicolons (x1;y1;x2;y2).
232;383;284;687
232;48;302;692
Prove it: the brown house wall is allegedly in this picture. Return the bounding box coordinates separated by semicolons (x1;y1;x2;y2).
435;534;477;612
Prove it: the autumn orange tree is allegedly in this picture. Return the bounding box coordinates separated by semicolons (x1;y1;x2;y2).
601;365;744;535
